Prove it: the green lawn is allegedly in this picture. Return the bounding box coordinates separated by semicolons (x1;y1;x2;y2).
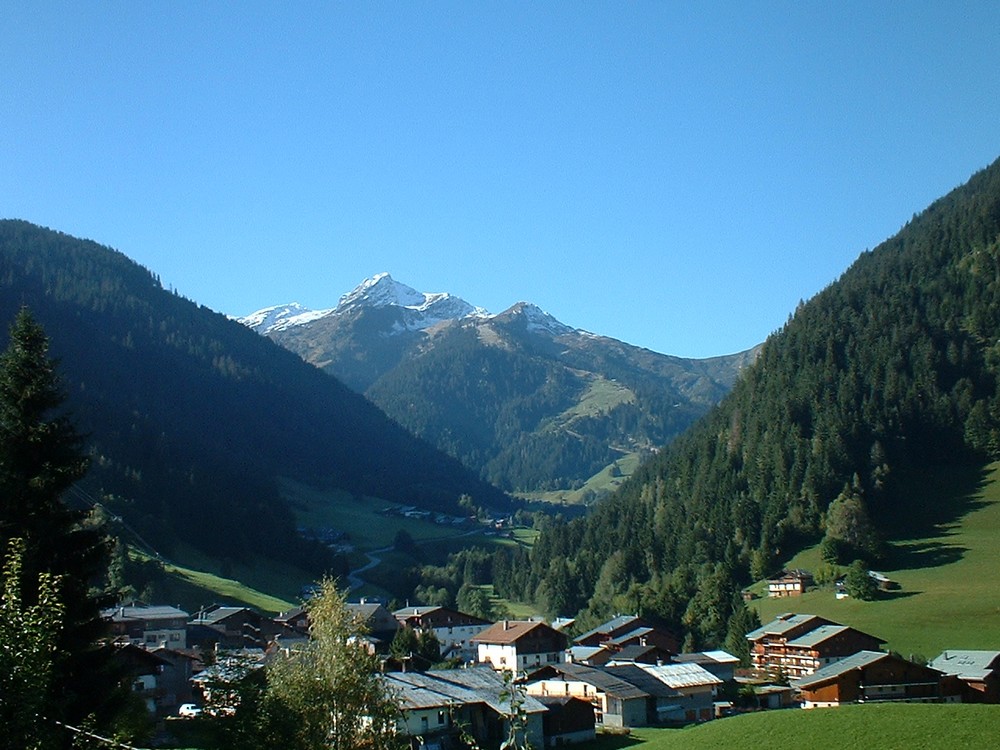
280;478;475;552
595;704;1000;750
753;461;1000;659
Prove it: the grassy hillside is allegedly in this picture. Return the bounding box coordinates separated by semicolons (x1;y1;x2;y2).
609;704;1000;750
752;461;1000;658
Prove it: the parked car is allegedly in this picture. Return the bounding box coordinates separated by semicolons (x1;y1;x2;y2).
178;703;202;718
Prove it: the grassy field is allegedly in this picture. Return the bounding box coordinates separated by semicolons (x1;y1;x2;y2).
581;704;1000;750
281;478;476;552
523;451;642;506
753;461;1000;659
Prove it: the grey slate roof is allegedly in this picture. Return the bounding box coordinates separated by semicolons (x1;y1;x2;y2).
929;650;1000;681
745;613;830;641
574;615;640;643
791;650;891;689
605;664;682;698
786;623;885;649
632;663;723;689
104;604;189;622
543;663;650;700
386;668;547;715
673;650;739;666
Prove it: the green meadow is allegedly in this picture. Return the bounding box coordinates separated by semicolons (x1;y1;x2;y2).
583;704;1000;750
753;461;1000;659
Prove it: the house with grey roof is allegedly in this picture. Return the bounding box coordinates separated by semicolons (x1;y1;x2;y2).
385;667;547;748
526;662;649;728
393;605;492;662
746;613;883;678
104;603;189;649
574;614;679;656
791;651;958;708
608;663;722;724
930;650;1000;703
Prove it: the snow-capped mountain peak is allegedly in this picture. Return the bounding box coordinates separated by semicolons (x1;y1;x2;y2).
501;301;576;336
239;302;332;334
335;273;489;330
336;272;427;311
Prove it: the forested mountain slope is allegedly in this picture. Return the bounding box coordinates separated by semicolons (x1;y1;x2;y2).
246;278;756;494
512;157;1000;645
0;221;510;568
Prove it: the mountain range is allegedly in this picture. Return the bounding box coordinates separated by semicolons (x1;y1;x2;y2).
241;275;758;494
0;221;511;571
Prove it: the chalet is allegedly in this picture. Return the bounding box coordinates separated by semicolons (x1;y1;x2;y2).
189;605;275;649
473;620;568;673
568;645;614;666
767;569;814;598
792;651;959;708
930;650;1000;703
393;605;493;662
607;663;722;724
346;600;400;649
779;623;886;678
573;614;680;657
385;667;547;749
526;663;650;728
104;603;189;649
606;643;675;666
746;613;835;675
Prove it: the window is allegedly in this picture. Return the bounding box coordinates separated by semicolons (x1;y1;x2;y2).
438;711;446;725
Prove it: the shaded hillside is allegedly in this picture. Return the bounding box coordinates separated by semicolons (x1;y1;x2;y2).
513;157;1000;645
0;221;510;566
246;279;756;494
367;305;757;492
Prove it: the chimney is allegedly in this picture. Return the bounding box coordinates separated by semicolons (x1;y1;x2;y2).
503;620;510;630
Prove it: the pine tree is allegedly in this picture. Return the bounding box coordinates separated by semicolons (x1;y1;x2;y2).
0;308;127;744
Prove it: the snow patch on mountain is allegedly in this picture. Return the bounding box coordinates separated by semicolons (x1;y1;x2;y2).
504;302;577;337
239;303;332;334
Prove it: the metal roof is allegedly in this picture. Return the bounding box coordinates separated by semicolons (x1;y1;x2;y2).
672;650;738;665
574;615;640;643
791;650;891;689
633;663;723;689
745;613;830;641
929;650;1000;681
543;663;650;700
786;623;885;649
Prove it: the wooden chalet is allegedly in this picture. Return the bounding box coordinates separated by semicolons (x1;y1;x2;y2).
767;569;814;598
792;651;959;707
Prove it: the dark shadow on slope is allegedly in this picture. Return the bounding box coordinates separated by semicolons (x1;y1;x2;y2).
878;463;990;573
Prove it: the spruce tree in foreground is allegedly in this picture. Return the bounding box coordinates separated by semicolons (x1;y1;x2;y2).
0;307;131;746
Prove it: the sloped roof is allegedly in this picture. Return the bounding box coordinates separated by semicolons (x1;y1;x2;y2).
745;613;832;641
574;615;640;644
633;662;723;689
608;626;654;646
605;664;681;698
673;650;739;666
473;620;561;646
541;663;649;700
787;623;885;649
929;650;1000;681
387;668;547;715
792;651;901;690
104;604;189;622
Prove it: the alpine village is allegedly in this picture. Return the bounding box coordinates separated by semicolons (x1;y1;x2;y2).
4;157;1000;750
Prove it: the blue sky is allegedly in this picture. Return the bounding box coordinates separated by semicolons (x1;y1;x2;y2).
2;2;999;358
